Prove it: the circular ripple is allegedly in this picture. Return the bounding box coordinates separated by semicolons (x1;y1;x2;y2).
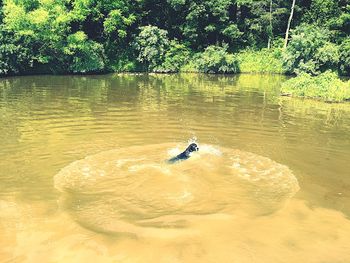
54;144;299;235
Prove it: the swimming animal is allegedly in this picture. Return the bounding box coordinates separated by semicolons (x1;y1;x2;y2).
167;143;199;164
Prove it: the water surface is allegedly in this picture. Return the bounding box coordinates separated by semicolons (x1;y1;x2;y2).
1;73;350;262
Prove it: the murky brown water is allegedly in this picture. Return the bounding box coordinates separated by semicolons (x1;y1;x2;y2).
1;73;350;262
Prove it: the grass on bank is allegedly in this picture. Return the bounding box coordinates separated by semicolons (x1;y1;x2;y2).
179;48;284;74
179;49;350;103
236;49;284;74
101;48;350;103
281;71;350;103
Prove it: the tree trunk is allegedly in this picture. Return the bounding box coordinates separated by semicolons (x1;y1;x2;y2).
268;0;273;49
284;0;296;49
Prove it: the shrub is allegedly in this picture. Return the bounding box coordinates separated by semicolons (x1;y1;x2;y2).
134;25;170;70
180;60;199;73
222;23;243;44
331;10;350;35
109;57;140;72
304;0;340;26
315;42;340;71
237;48;284;74
2;0;70;73
339;38;350;76
153;41;191;73
0;28;33;75
283;24;339;75
281;71;350;102
64;31;106;73
195;45;239;74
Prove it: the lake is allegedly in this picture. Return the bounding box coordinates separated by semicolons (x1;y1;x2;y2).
1;73;350;262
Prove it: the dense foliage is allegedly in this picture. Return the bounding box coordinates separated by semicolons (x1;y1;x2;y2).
281;71;350;102
237;48;283;74
282;24;340;75
134;25;169;71
194;45;239;74
0;0;349;76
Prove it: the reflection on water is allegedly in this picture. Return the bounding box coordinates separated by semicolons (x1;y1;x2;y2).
1;73;350;262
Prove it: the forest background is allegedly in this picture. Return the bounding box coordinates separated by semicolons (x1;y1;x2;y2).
0;0;350;101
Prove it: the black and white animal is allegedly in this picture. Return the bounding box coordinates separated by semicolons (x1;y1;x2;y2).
167;143;199;164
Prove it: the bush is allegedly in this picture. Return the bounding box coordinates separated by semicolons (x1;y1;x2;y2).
237;48;284;74
195;45;239;74
283;24;339;75
222;23;243;44
109;57;140;72
64;32;106;74
339;38;350;76
315;42;340;71
0;28;33;75
134;25;170;71
2;0;70;73
153;41;191;73
304;0;340;26
180;60;199;73
281;71;350;102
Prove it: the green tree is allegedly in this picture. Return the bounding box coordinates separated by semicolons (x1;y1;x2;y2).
1;0;350;76
68;0;137;41
160;0;244;49
329;4;350;38
64;31;106;73
304;0;340;26
195;44;239;73
339;38;350;76
68;0;137;61
283;24;339;75
2;0;70;73
0;28;33;75
154;40;191;72
134;25;170;70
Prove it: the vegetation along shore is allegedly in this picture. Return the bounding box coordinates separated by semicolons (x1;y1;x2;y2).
0;0;349;102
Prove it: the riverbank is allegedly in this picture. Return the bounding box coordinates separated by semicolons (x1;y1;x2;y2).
109;49;350;103
178;49;350;103
1;48;349;103
281;72;350;103
2;1;350;103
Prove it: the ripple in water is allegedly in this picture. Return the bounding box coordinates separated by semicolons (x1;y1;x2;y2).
54;143;299;236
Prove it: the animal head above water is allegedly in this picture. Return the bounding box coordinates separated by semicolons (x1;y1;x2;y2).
186;143;199;153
